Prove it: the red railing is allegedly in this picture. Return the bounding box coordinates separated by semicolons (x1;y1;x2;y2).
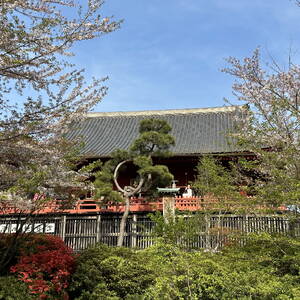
64;198;163;213
68;197;215;213
0;196;284;215
0;197;206;214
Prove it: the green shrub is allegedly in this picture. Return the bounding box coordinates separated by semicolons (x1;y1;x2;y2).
0;276;34;300
69;244;156;299
69;235;300;299
143;245;296;299
222;233;300;277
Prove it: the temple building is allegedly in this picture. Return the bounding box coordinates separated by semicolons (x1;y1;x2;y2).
67;105;248;189
1;105;252;214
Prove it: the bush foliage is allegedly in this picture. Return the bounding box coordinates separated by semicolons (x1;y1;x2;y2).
69;244;156;299
6;234;75;299
0;276;34;300
2;233;300;299
69;234;300;299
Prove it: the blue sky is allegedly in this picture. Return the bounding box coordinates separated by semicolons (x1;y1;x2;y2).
73;0;300;112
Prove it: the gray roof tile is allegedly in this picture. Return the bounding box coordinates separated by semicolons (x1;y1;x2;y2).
67;106;245;157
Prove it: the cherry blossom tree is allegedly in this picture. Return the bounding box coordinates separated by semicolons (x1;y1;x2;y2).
223;49;300;207
0;0;121;209
0;0;120;272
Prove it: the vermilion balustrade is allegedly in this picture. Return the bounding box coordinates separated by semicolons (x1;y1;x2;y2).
0;196;283;215
0;197;216;214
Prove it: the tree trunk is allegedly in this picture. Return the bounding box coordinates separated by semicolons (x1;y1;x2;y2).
113;160;144;247
117;196;130;247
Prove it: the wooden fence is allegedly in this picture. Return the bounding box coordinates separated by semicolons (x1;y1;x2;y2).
0;213;299;252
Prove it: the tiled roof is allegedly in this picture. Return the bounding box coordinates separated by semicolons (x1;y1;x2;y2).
67;105;245;157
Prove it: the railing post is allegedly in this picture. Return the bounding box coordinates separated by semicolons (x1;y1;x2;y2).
60;215;66;242
96;214;101;243
205;214;210;250
131;214;137;248
163;197;175;223
244;215;249;233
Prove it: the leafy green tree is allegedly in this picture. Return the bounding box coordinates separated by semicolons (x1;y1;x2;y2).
149;211;207;250
86;118;175;246
192;157;254;250
194;157;236;198
193;156;248;211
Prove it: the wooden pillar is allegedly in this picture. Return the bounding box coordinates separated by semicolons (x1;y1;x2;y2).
163;197;175;223
131;214;137;248
60;215;66;242
96;214;101;243
205;214;210;250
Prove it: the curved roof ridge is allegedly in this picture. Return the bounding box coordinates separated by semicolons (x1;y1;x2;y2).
86;105;244;118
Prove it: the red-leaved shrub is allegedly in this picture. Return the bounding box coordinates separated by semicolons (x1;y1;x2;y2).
10;234;75;299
